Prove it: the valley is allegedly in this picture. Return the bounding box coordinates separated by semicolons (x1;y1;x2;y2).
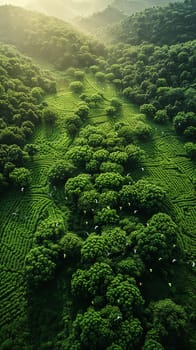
0;1;195;349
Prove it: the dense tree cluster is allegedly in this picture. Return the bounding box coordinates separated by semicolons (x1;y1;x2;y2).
112;0;179;15
48;161;76;185
93;39;196;143
132;213;178;263
25;218;65;286
0;44;56;192
56;121;188;349
109;1;196;46
0;6;106;69
84;2;196;149
64;123;145;178
65;90;103;137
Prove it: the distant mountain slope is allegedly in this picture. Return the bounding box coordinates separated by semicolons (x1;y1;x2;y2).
0;6;105;68
111;0;184;14
75;6;126;34
108;0;196;45
0;0;184;21
26;0;111;21
73;0;184;38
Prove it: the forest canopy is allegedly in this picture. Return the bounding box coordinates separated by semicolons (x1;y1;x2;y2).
0;5;106;69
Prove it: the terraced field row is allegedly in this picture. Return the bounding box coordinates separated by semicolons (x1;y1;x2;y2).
141;129;196;253
28;159;54;186
46;91;77;117
0;110;70;331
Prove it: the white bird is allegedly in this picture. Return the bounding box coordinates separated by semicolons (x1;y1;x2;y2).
149;268;153;273
172;259;177;263
119;206;123;211
139;282;143;286
128;202;131;207
134;248;137;254
94;225;99;230
95;199;98;204
126;173;130;177
116;315;122;321
141;167;144;172
85;221;88;225
158;257;163;261
134;210;138;214
192;262;195;268
168;282;172;287
63;253;66;259
56;223;59;227
21;187;24;192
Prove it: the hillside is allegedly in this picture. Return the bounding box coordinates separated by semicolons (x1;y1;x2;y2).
108;0;196;45
0;1;111;20
111;0;184;14
0;2;195;350
75;6;126;35
27;0;111;20
0;0;182;20
106;41;196;132
0;43;56;191
74;0;184;37
0;6;106;69
1;54;195;350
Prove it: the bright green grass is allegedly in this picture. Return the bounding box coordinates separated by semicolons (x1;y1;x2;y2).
0;69;195;348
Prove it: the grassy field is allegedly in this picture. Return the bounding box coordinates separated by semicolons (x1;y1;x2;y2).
0;69;195;348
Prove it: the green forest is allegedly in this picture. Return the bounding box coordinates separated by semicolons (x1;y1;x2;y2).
0;1;195;349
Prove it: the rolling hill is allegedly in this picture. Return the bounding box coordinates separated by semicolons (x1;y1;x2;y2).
107;0;196;45
75;5;126;35
111;0;184;14
0;5;106;68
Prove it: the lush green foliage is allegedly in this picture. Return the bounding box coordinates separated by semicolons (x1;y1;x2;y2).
112;0;183;15
103;39;196;141
76;5;126;35
0;44;55;192
109;1;195;45
0;3;195;350
0;6;106;69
